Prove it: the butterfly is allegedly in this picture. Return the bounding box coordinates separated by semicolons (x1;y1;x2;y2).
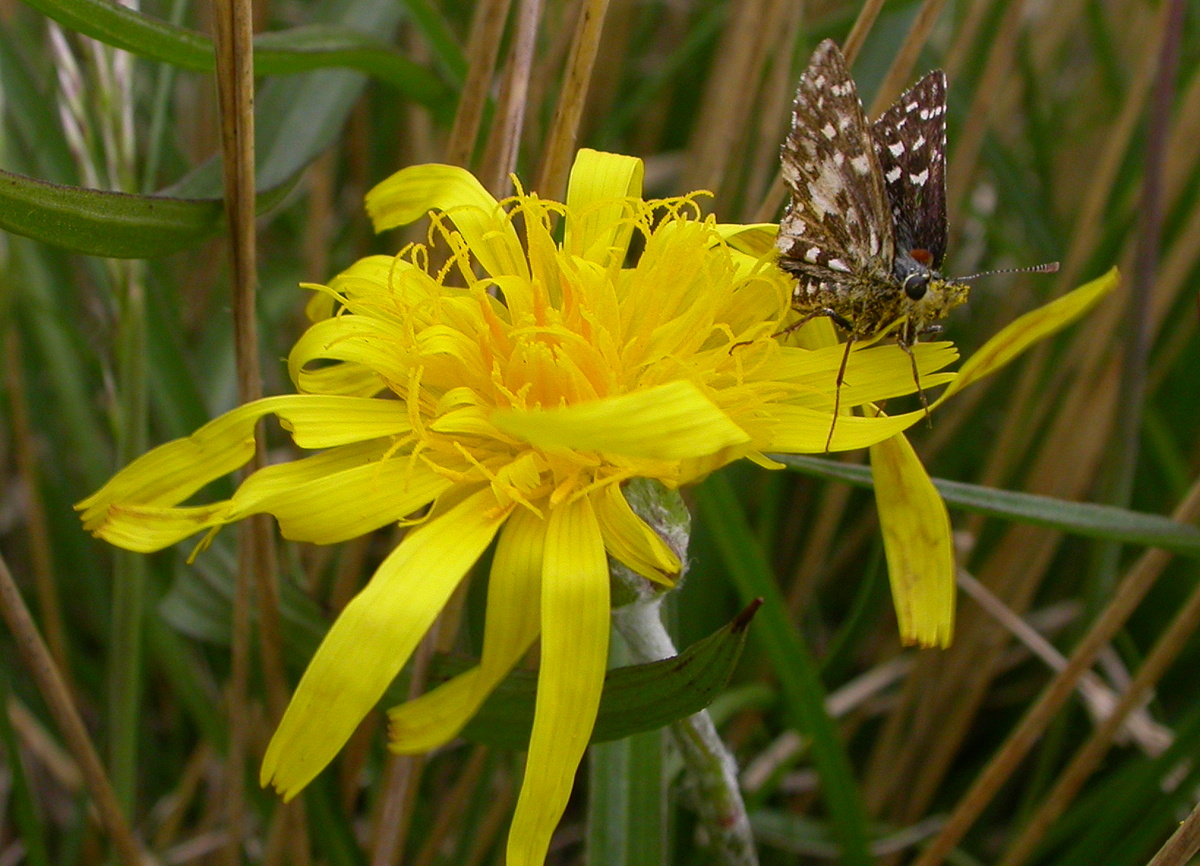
775;40;969;446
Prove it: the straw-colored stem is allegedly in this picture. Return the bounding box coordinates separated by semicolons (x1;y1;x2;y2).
1055;1;1170;290
369;610;443;866
866;0;951;118
911;474;1200;866
536;0;611;201
479;0;542;196
411;746;490;866
0;552;151;866
1143;799;1200;866
1000;576;1200;863
842;0;887;66
1095;0;1186;590
445;0;514;169
211;0;286;860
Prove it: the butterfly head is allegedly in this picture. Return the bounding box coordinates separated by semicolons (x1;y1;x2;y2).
892;246;969;338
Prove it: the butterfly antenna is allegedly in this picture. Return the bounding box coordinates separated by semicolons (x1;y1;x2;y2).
958;261;1060;283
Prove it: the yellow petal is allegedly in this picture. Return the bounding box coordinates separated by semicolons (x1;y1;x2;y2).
564;149;644;266
389;506;545;752
594;482;680;584
870;433;954;648
292;360;387;398
232;447;454;544
491;381;750;460
261;486;511;800
365;164;530;280
76;396;313;543
288;316;411;388
766;405;926;453
713;223;779;257
769;341;960;410
84;502;236;553
507;494;610;866
933;267;1119;408
273;395;411;448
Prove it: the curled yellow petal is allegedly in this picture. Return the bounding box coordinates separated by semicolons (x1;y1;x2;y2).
564;148;644;266
76;396;311;546
261;486;511;801
870;433;955;648
491;381;750;460
595;482;680;584
365;163;529;280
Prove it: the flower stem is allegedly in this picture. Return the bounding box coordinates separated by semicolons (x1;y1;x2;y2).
609;479;759;866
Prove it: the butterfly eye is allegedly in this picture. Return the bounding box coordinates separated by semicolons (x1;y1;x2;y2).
904;273;929;300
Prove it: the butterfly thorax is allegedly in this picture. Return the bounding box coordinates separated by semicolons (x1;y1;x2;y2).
781;248;968;344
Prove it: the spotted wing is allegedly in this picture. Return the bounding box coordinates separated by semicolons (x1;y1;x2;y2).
872;71;949;268
777;39;894;285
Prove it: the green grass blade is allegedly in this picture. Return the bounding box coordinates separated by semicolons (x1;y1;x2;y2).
779;455;1200;556
587;631;668;866
695;470;872;866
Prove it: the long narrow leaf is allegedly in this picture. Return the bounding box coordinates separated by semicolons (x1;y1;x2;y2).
0;169;298;258
0;169;221;258
20;0;449;104
779;455;1200;557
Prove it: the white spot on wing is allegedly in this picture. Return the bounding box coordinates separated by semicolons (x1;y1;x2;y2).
822;122;837;139
909;168;929;186
886;166;901;183
851;154;871;175
827;258;851;272
888;141;905;157
804;246;821;263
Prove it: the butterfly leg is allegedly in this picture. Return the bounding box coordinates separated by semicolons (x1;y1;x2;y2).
825;333;856;452
898;338;931;426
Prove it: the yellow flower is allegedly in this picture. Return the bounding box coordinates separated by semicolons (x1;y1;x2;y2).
76;148;1115;864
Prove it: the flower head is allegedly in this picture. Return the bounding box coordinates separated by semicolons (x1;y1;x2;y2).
77;148;1114;864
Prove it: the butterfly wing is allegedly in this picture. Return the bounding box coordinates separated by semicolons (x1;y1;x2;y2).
871;71;949;269
777;39;894;288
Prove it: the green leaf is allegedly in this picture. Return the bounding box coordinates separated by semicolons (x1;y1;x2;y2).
3;0;438;258
455;602;760;750
0;168;299;258
777;454;1200;557
19;0;450;105
160;538;758;746
0;169;222;258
